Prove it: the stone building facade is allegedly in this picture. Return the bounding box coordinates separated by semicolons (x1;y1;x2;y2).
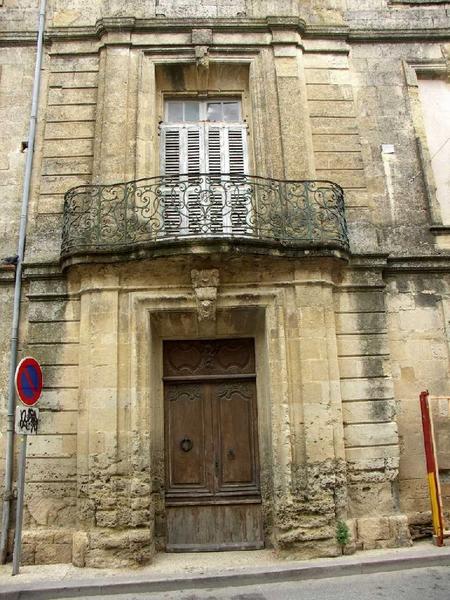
1;0;450;566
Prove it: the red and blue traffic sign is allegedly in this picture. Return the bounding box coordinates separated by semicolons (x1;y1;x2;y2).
15;357;43;407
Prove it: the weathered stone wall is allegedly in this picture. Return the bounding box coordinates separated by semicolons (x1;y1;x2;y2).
26;50;99;264
17;269;79;564
1;0;450;566
0;24;36;540
333;259;411;550
350;41;447;254
0;45;35;258
386;271;450;536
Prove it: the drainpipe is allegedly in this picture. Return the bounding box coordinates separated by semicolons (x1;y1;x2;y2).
0;0;47;564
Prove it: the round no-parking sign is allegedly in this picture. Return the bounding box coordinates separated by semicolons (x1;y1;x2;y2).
15;357;43;406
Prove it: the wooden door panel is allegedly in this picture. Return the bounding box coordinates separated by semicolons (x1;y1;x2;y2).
165;383;212;496
166;504;264;551
163;338;255;377
215;381;259;493
163;338;263;550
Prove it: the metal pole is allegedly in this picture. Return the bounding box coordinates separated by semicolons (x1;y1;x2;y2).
419;390;445;546
0;0;47;564
12;435;27;576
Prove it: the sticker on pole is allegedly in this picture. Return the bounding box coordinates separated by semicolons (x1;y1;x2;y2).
15;406;39;435
15;357;43;407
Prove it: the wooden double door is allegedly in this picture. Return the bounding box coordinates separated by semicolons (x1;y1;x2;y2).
164;338;263;551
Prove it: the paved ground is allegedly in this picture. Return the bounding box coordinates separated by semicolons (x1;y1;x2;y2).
1;542;450;599
67;566;450;600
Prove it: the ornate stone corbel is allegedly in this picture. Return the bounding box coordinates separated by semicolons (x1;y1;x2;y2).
191;269;219;322
195;45;209;70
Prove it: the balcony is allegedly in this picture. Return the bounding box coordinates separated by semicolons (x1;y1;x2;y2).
61;174;349;266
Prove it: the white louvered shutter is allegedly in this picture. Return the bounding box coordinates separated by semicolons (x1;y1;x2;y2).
161;106;249;237
223;126;249;235
206;126;226;233
161;126;182;235
186;126;203;233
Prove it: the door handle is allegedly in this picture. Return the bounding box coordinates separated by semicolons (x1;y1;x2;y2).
215;459;219;476
227;448;235;460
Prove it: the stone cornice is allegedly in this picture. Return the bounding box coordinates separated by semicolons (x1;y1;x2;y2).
45;16;308;42
385;254;450;273
1;19;449;46
348;28;450;42
23;261;63;280
0;31;38;45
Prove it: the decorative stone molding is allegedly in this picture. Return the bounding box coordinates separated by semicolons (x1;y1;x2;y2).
195;45;209;69
191;268;219;321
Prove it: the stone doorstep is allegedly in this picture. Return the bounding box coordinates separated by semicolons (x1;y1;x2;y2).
1;544;450;599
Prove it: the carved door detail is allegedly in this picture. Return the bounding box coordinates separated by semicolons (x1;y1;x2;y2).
164;339;263;551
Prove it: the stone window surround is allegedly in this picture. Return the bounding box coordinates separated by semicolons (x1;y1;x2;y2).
133;46;315;184
135;53;257;181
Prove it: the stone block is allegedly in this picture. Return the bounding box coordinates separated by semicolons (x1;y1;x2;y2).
96;510;118;528
340;377;394;401
398;307;441;332
21;543;36;565
342;399;396;424
43;138;94;158
26;457;77;482
389;515;412;546
348;482;396;517
26;343;79;367
339;356;389;379
44;121;95;140
130;509;151;527
41;365;79;388
50;55;98;73
72;531;88;567
335;311;386;334
37;411;77;435
28;321;79;344
337;333;389;356
357;516;390;541
38;389;78;411
48;71;98;89
47;87;97;106
311;117;357;134
53;530;73;544
345;422;398;447
35;542;72;564
307;84;354;101
27;434;76;458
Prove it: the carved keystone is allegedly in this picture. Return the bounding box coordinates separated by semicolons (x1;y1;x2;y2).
192;29;213;45
191;269;219;322
195;45;210;70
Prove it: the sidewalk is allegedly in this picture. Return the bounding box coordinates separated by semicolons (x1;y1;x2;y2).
1;541;450;599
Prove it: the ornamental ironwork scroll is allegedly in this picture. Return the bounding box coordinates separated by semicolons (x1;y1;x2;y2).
61;174;349;257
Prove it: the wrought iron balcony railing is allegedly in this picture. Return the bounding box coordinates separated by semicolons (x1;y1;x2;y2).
61;174;349;260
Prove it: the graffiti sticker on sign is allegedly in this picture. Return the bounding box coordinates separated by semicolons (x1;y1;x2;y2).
15;406;39;435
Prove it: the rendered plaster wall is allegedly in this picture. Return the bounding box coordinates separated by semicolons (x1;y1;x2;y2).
417;78;450;225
